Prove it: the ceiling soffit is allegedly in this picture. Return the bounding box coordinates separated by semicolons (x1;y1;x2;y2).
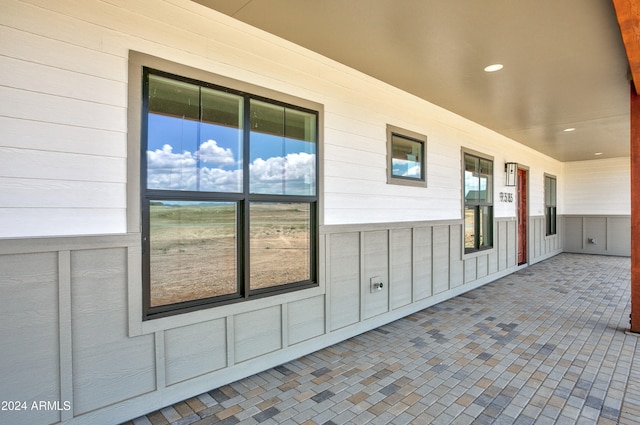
195;0;632;162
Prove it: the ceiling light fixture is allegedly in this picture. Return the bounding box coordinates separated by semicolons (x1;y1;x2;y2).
484;64;503;72
594;152;603;156
563;128;576;132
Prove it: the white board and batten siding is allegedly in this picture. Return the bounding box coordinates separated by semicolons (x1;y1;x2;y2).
0;0;628;424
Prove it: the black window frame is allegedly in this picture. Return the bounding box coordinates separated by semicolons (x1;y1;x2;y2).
545;174;557;236
463;151;494;254
141;67;319;320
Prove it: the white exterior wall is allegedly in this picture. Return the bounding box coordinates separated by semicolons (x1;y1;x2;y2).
563;157;631;215
0;0;571;239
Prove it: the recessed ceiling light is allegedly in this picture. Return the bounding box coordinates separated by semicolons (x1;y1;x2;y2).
563;128;576;132
484;64;504;72
594;152;603;156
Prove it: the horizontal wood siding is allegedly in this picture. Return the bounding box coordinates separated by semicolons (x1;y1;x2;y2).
563;158;630;216
0;0;574;239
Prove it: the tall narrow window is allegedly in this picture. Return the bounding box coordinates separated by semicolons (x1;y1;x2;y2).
142;69;318;318
545;175;557;236
464;152;493;253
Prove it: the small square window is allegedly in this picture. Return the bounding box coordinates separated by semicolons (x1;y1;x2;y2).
387;125;427;187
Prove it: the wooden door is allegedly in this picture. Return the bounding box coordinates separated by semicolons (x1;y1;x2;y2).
517;168;528;265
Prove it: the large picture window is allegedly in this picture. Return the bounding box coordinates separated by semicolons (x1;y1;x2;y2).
464;152;493;253
142;69;318;318
545;175;557;236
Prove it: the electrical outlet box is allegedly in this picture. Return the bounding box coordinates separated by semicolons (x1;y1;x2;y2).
588;237;597;244
370;276;384;293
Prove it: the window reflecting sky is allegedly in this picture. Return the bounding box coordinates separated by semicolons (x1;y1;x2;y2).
147;114;316;195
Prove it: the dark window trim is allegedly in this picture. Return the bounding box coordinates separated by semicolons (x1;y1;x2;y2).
141;67;320;320
386;124;427;187
545;174;557;236
463;150;494;254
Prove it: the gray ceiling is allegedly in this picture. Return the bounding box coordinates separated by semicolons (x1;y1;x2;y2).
195;0;631;162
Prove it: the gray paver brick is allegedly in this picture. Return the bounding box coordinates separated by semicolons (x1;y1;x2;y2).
130;254;640;425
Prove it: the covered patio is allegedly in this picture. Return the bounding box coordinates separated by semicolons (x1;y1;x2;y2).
127;253;639;425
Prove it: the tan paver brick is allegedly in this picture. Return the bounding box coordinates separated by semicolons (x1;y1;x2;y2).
172;401;193;417
184;397;205;413
216;404;241;420
347;391;368;404
147;411;168;425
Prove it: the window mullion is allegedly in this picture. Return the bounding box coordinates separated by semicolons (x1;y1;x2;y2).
475;205;481;250
196;87;202;192
242;94;251;299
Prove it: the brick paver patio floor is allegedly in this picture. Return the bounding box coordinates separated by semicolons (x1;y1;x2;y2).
125;253;640;425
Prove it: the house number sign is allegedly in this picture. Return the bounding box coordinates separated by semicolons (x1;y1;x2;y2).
499;192;514;203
